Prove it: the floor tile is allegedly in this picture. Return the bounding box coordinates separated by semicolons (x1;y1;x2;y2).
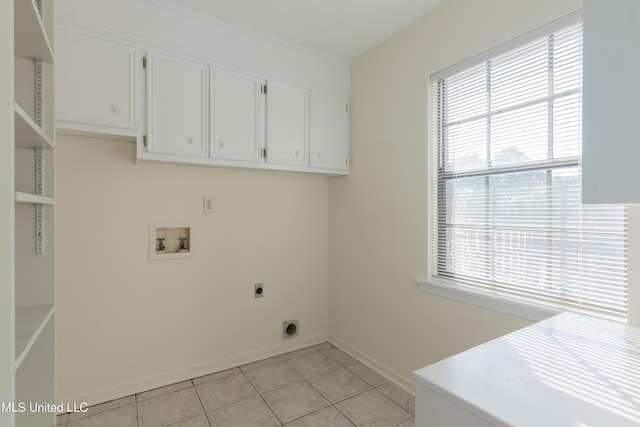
308;367;370;403
346;363;389;387
323;348;359;367
62;343;407;427
67;395;135;421
336;390;412;427
240;355;283;372
335;354;359;367
262;381;330;424
322;347;349;361
311;342;333;351
286;351;341;378
66;405;137;427
195;373;258;411
192;368;241;385
207;396;280;427
280;343;329;361
137;380;193;401
284;406;354;427
137;387;204;427
244;361;303;393
376;383;414;414
168;414;211;427
396;418;415;427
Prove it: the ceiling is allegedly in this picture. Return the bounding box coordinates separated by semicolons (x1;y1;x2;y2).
156;0;446;60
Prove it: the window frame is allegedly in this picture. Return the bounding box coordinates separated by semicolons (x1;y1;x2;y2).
415;10;627;322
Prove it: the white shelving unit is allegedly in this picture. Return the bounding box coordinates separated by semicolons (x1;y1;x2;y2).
14;305;55;369
15;104;55;149
14;0;54;62
1;0;56;426
15;192;55;205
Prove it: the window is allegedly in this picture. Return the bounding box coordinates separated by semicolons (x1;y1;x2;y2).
431;18;627;319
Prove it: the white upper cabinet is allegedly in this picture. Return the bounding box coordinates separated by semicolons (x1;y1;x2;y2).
266;81;309;167
55;22;349;175
310;91;349;171
582;0;640;204
56;29;138;135
145;52;209;157
211;69;263;163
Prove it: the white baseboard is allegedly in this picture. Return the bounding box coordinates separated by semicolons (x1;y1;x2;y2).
328;334;415;396
59;334;329;407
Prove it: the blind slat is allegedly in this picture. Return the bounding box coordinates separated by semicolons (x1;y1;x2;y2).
433;21;627;319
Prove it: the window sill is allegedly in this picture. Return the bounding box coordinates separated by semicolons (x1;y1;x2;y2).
414;277;562;322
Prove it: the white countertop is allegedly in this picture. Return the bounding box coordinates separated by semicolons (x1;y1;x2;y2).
414;312;640;426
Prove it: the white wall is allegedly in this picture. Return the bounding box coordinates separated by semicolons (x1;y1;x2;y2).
54;0;349;405
329;0;640;392
56;136;329;404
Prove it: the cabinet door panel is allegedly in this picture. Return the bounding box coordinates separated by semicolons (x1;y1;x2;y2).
266;81;308;166
56;30;137;131
310;91;348;171
146;52;208;157
212;69;262;162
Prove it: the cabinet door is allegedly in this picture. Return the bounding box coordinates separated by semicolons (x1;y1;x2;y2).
583;0;640;203
310;91;348;171
56;30;137;132
211;69;263;163
145;52;209;157
266;81;309;166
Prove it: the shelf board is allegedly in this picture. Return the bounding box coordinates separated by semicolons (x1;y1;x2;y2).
15;192;55;205
14;304;54;370
14;0;54;62
15;103;55;149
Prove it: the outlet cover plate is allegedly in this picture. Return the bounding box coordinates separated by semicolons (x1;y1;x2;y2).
203;196;215;214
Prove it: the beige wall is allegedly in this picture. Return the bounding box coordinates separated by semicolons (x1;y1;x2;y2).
56;135;329;404
56;0;640;405
329;0;586;391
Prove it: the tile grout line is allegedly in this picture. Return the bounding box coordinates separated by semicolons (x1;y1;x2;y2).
196;380;260;414
344;363;391;389
296;376;359;426
239;355;284;374
267;346;375;425
165;414;211;427
191;379;213;427
375;383;415;415
266;376;333;426
241;370;284;426
332;403;358;427
134;392;139;427
391;411;415;427
302;366;373;406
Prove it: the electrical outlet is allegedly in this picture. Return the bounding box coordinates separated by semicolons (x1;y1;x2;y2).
254;283;263;298
203;196;215;214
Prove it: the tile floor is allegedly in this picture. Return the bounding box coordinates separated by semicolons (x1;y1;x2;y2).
56;342;415;427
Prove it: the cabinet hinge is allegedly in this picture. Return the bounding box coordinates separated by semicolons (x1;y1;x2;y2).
143;56;147;68
143;134;148;148
260;147;267;158
346;104;349;112
260;84;267;94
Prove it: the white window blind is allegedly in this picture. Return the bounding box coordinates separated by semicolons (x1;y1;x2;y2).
432;20;627;319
